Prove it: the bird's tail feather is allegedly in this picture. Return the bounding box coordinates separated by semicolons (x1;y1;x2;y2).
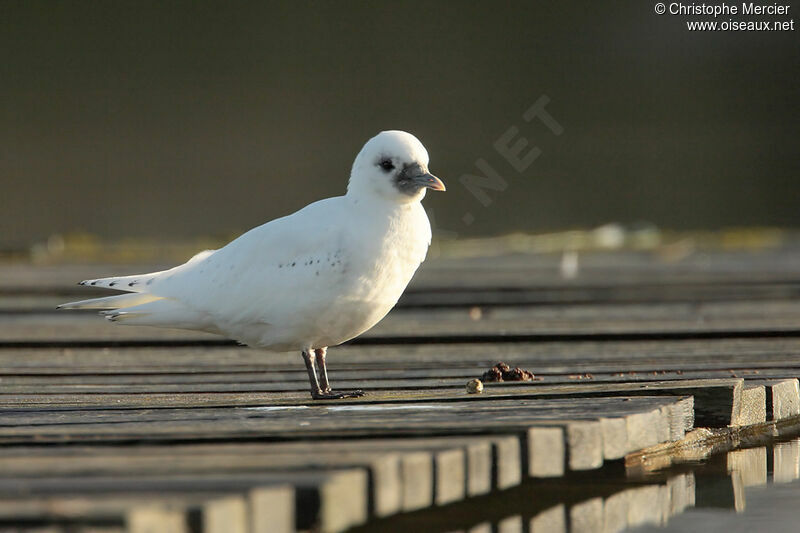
100;298;220;333
61;249;219;333
57;293;162;310
77;273;163;292
76;250;214;292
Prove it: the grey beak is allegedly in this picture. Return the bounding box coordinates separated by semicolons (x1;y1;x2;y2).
412;172;446;192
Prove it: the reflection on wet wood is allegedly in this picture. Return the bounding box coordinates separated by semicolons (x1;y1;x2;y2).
667;473;695;518
695;470;746;512
569;497;603;533
495;515;523;533
529;474;697;533
727;446;768;487
626;484;667;529
773;439;800;483
601;489;628;533
529;504;566;533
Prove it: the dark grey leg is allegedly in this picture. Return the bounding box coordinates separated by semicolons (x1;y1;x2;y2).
316;347;332;393
304;347;364;400
301;349;323;398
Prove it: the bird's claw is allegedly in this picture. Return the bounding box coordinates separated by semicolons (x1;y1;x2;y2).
311;389;365;400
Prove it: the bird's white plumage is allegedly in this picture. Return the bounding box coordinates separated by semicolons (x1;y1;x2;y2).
62;130;440;353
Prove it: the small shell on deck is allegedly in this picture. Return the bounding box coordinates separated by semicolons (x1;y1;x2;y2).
466;378;484;394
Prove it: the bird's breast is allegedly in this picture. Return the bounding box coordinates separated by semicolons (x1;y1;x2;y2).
231;203;431;350
308;212;429;343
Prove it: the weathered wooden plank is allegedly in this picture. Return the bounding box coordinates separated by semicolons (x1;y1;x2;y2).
1;360;797;389
340;436;512;494
248;485;294;533
0;398;685;486
527;427;565;478
0;493;232;521
750;379;800;420
4;251;796;531
0;363;797;385
341;460;699;533
7;299;800;342
0;437;458;519
294;436;502;496
490;435;522;490
313;469;369;533
0;470;363;533
395;451;432;512
665;397;695;441
0;378;734;433
5;249;800;292
621;407;668;455
7;278;800;313
297;436;497;503
566;421;604;471
0;448;399;520
3;337;800;372
429;447;464;506
0;397;683;448
527;421;604;477
1;367;799;395
203;496;248;533
0;395;678;427
0;370;780;397
127;506;188;533
0;388;691;450
736;384;766;426
463;440;492;496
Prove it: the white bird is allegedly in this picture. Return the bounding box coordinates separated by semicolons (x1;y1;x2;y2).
59;130;446;399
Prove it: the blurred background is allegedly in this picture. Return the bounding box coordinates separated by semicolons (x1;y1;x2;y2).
2;0;798;252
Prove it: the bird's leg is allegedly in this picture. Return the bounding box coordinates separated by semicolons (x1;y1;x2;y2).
315;347;333;393
307;347;364;400
301;349;324;398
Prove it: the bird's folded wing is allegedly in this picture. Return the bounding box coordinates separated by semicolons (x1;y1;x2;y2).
140;197;349;320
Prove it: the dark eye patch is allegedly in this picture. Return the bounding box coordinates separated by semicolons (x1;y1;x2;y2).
379;159;395;171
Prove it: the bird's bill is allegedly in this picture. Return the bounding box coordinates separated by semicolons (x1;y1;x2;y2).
414;173;446;191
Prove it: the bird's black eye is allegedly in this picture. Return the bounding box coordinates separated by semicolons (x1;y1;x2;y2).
379;159;395;172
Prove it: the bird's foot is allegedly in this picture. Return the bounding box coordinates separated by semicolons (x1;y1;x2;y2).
311;389;365;400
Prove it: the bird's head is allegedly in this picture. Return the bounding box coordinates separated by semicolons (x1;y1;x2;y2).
347;130;445;203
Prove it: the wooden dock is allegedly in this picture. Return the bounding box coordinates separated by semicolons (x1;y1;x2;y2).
1;245;800;532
